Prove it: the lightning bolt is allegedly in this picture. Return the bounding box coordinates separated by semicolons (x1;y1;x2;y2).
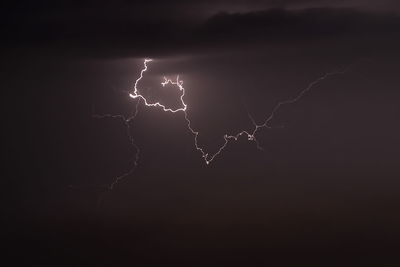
95;58;351;188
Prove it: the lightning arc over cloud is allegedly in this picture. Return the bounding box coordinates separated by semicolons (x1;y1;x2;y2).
95;58;350;189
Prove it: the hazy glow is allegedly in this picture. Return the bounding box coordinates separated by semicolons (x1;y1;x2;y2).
129;59;188;113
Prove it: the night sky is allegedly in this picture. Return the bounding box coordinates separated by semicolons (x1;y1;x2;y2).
3;1;400;266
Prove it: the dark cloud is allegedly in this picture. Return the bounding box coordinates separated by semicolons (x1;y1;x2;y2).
201;8;400;43
2;6;400;59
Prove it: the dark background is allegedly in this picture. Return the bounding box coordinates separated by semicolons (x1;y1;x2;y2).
2;1;400;266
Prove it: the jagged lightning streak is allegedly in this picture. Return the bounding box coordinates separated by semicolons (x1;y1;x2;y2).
129;59;187;113
129;58;349;165
95;58;350;188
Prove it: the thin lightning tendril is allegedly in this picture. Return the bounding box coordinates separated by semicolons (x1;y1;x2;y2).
95;58;350;188
92;99;141;189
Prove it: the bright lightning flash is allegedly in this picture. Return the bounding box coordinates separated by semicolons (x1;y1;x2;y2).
95;58;349;188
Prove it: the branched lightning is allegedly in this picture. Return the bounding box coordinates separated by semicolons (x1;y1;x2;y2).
95;58;350;188
92;99;141;189
129;59;349;165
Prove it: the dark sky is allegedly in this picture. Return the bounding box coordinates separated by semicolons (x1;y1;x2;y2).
2;1;400;266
